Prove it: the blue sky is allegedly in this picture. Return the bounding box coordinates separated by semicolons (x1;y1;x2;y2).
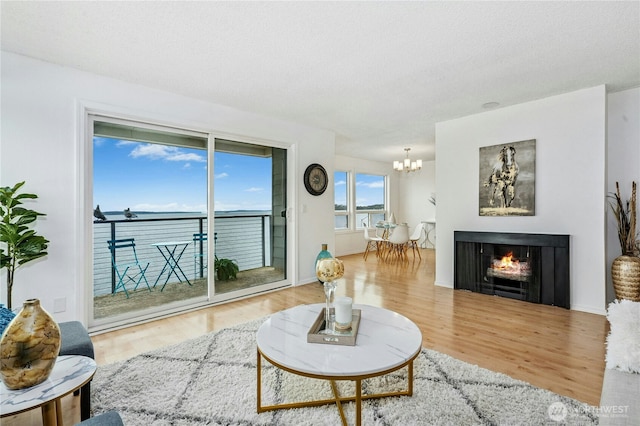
93;138;272;213
334;171;385;208
94;137;385;214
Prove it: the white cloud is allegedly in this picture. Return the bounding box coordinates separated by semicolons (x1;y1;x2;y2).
356;180;384;189
245;187;263;192
93;137;110;147
129;143;206;163
215;172;229;179
335;180;346;186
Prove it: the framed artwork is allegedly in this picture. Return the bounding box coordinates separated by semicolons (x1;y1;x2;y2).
479;139;536;216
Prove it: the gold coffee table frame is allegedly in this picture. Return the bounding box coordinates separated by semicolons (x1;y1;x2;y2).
257;347;418;426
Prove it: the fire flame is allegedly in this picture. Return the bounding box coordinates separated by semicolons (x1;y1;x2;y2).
489;252;532;278
494;252;519;270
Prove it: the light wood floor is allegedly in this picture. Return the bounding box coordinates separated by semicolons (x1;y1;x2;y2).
4;248;608;425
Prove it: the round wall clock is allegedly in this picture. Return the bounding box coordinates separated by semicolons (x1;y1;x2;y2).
303;163;328;196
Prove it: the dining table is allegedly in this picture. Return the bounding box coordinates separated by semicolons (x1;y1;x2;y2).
375;221;396;240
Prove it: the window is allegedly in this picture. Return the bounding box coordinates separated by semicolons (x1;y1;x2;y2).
355;173;386;228
334;171;348;229
334;171;387;231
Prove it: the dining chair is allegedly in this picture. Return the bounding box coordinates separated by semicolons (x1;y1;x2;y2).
408;223;424;259
363;227;384;260
107;238;151;298
385;223;410;262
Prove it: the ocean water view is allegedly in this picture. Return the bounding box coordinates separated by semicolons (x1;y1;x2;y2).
93;211;272;296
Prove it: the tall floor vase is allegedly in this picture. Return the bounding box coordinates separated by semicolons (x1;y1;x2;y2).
611;255;640;301
0;298;61;389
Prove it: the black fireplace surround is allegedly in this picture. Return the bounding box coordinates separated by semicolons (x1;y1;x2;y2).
454;231;570;309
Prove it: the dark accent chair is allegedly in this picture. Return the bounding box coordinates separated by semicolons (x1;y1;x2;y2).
59;321;95;421
75;411;124;426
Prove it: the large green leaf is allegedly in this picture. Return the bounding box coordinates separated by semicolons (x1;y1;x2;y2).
0;181;49;305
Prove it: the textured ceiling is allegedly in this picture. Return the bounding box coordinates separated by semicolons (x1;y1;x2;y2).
2;1;639;162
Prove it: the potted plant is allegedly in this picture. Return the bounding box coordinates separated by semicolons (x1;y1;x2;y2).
214;256;239;281
0;182;49;310
609;181;640;301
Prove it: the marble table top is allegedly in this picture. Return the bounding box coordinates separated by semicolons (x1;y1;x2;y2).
256;304;422;378
1;355;96;416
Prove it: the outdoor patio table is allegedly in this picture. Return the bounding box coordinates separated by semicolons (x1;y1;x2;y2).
151;240;193;291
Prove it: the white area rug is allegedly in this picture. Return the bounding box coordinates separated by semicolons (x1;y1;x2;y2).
91;318;597;425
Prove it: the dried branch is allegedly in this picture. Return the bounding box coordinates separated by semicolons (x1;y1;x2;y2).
609;181;638;256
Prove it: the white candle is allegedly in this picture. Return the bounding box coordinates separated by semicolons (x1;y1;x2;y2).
334;297;353;328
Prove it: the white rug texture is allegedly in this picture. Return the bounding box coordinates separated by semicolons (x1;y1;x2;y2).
91;318;597;425
606;299;640;373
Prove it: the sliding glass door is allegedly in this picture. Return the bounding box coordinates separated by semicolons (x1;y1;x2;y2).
89;116;290;330
211;140;287;300
90;116;210;328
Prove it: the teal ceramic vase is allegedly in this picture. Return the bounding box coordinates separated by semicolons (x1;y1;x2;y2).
316;244;332;283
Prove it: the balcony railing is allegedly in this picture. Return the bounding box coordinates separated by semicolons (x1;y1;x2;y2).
93;214;272;296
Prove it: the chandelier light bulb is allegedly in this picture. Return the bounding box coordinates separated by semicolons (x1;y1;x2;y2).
393;147;422;173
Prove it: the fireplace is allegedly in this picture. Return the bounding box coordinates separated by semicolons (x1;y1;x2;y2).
454;231;570;308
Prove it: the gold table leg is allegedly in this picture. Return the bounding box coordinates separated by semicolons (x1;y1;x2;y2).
41;400;57;426
256;347;262;414
55;399;63;425
330;380;347;425
257;348;415;426
355;378;362;426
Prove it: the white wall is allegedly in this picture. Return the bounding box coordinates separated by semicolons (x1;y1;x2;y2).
606;87;640;302
396;160;436;247
435;86;607;314
0;52;335;322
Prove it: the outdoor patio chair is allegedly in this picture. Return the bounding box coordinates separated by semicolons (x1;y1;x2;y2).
193;232;208;280
107;238;151;298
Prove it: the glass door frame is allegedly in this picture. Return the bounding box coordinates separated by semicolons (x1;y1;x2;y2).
209;135;293;305
80;103;295;332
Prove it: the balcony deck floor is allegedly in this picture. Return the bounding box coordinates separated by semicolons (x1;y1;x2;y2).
94;266;284;318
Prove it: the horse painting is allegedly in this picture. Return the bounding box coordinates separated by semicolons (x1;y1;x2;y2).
484;145;519;208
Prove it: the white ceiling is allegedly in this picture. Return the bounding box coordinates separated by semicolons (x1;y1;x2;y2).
2;1;639;162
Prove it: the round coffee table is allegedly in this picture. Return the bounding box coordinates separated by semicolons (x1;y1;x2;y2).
256;303;422;426
1;355;96;426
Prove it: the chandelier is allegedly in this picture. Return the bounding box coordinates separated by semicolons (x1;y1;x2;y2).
393;148;422;172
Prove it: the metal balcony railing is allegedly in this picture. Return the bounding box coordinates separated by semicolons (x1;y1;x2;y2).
93;214;272;296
